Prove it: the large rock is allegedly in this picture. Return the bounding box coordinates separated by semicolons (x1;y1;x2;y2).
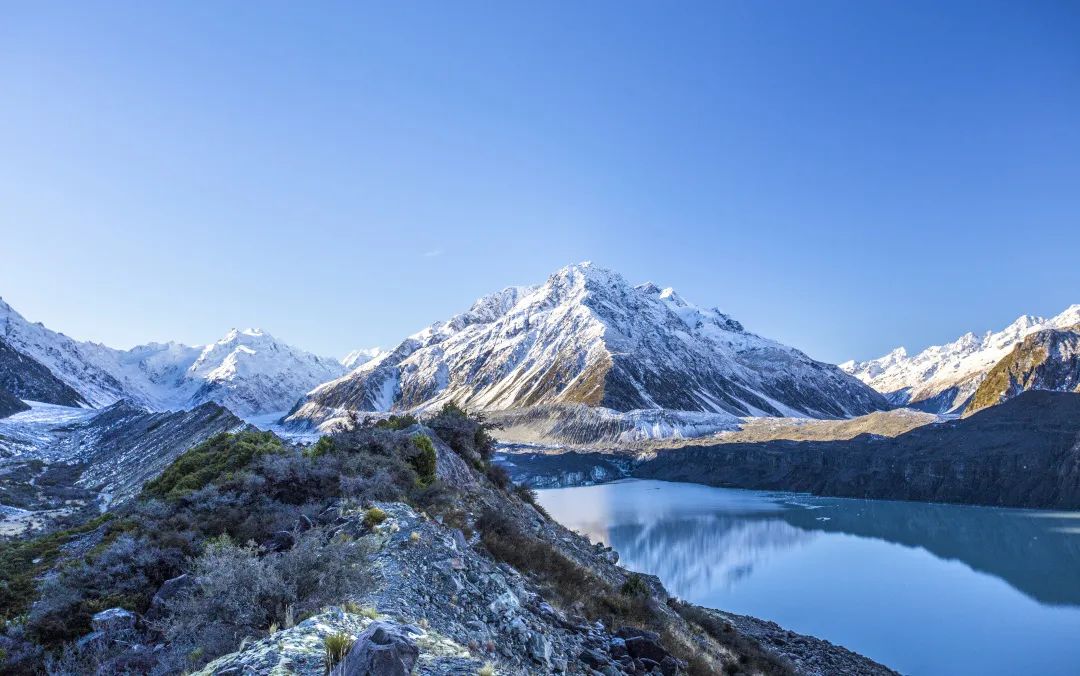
263;530;296;553
91;608;137;634
147;573;194;620
341;621;419;676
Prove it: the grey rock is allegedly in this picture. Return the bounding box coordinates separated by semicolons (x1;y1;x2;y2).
148;573;192;618
660;655;680;675
92;607;136;634
263;530;296;552
615;626;660;643
609;637;627;658
527;631;551;665
488;590;519;617
579;648;611;669
341;621;419;676
451;529;468;551
625;636;668;663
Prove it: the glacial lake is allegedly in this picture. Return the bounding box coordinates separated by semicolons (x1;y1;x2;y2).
536;479;1080;676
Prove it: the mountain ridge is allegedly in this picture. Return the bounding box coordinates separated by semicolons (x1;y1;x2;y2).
841;304;1080;412
965;324;1080;414
0;297;349;417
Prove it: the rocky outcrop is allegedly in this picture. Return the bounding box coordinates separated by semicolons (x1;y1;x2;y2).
339;622;420;676
0;387;29;419
966;325;1080;414
0;336;87;407
197;426;892;676
637;391;1080;509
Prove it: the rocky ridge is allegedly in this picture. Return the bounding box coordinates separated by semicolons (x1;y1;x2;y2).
965;325;1080;414
198;423;892;676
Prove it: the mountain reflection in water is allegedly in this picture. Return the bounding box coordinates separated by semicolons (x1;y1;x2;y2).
537;479;1080;676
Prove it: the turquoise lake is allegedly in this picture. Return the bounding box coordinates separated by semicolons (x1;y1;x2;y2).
536;479;1080;675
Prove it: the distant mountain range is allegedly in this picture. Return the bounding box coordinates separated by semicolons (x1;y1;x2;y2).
3;269;1078;436
286;262;887;431
0;297;367;417
841;305;1080;413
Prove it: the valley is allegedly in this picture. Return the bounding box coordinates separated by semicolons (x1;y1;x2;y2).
2;265;1079;675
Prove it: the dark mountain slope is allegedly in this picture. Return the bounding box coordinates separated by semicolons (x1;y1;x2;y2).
636;391;1080;509
0;387;30;419
0;337;87;407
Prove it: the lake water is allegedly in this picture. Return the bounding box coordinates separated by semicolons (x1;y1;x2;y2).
536;479;1080;675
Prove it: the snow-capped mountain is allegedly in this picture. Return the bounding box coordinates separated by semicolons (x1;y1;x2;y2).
0;297;346;417
287;262;887;429
181;328;348;416
840;304;1080;412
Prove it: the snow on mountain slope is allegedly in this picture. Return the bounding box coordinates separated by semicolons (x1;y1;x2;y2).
288;262;887;430
0;297;130;407
341;347;386;370
184;328;346;416
840;304;1080;412
0;297;346;418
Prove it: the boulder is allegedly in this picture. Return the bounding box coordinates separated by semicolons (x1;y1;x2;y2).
341;621;419;676
147;573;192;619
625;635;669;664
615;626;660;643
487;590;519;617
609;637;628;658
91;608;136;634
579;648;612;670
263;530;296;552
660;655;681;675
527;631;551;666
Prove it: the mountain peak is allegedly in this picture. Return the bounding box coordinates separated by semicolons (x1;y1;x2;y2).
288;262;885;426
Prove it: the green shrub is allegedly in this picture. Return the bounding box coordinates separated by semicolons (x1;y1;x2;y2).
142;431;284;500
428;403;496;462
620;573;650;598
409;435;437;486
0;513;113;623
374;414;418;431
363;507;387;528
324;632;354;672
306;436;336;458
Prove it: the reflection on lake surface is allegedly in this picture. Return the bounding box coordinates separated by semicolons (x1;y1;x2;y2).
537;479;1080;676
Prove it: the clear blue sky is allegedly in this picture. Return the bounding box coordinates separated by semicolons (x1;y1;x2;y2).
2;1;1077;363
